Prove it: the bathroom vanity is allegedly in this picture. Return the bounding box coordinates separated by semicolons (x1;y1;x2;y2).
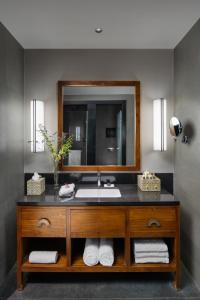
16;185;180;290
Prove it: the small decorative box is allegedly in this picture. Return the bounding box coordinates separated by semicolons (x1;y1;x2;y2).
137;174;161;192
27;178;45;195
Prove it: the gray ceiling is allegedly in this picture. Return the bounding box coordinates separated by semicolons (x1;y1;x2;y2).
0;0;200;49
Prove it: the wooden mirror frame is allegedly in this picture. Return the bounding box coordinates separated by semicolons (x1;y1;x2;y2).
58;80;140;171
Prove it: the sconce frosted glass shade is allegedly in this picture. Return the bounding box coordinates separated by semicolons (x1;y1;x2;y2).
153;98;167;151
30;99;44;152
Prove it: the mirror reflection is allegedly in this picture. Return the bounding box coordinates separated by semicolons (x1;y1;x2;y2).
63;86;135;166
169;117;182;137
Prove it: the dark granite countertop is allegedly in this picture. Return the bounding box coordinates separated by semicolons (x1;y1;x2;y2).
17;184;179;206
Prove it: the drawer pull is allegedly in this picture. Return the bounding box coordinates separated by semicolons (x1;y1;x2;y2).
37;218;51;228
147;218;160;227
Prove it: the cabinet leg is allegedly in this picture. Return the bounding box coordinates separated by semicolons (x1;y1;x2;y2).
173;207;181;289
173;270;181;289
125;237;131;267
17;270;24;291
17;208;24;290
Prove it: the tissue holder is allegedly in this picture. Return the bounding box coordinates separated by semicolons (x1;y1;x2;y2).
27;178;45;195
137;175;161;192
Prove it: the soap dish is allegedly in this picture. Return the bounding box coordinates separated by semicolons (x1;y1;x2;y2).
104;183;115;188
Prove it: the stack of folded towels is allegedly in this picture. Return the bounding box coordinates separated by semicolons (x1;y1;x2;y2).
133;239;169;264
83;238;114;266
59;183;75;198
29;251;58;264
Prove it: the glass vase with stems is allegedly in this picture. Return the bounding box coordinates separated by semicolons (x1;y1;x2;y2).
39;125;73;189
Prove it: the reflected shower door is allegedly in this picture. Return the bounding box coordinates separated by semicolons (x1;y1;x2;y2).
117;110;122;165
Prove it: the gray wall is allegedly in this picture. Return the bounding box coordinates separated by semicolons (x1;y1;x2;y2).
0;23;24;287
174;19;200;286
24;49;174;173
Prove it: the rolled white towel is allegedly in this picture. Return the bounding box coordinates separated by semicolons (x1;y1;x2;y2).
83;238;99;266
59;183;75;197
99;238;114;267
134;239;168;253
134;251;169;258
135;256;169;264
29;251;58;264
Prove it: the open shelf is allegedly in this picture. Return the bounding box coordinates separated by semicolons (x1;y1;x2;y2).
22;254;67;272
21;237;67;272
130;238;176;272
71;238;126;271
130;257;176;272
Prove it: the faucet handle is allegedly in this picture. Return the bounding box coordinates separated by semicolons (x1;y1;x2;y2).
97;171;101;187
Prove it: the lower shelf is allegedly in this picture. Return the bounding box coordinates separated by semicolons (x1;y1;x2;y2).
71;252;125;271
21;255;176;273
130;258;176;272
21;254;67;272
70;238;126;271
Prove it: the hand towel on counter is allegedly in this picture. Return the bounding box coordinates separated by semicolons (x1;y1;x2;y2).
99;238;114;266
135;257;169;264
59;183;75;197
83;238;99;266
29;251;58;264
134;239;168;253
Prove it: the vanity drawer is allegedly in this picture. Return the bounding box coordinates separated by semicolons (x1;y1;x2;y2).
129;206;177;236
21;207;66;237
70;208;126;237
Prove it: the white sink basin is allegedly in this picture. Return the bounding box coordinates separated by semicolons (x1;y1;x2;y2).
75;188;121;198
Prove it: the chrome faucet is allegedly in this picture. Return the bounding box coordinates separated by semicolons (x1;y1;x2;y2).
97;172;101;187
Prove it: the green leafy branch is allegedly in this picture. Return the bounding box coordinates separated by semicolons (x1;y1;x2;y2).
39;125;73;163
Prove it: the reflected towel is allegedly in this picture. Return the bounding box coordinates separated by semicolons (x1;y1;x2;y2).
59;183;75;197
135;256;169;264
83;238;99;266
134;239;168;253
99;238;114;267
29;251;58;264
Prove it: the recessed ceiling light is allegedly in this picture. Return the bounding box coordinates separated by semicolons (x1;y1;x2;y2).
95;27;103;34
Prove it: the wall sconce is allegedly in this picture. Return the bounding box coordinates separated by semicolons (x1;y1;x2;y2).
153;98;167;151
30;99;44;152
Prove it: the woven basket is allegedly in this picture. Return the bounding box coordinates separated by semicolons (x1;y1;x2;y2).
137;175;161;192
27;178;45;195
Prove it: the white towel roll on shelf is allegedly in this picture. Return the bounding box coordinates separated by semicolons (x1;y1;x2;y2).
99;238;114;267
83;238;99;266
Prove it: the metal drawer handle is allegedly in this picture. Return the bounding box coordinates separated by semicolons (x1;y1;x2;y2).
37;218;51;228
147;218;160;227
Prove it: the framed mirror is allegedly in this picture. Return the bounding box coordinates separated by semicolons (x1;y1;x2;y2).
58;81;140;171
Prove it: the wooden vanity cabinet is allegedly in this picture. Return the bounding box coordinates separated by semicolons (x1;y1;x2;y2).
21;207;66;237
17;204;180;290
70;208;126;237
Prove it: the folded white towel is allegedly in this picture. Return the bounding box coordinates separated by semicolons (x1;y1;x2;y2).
59;183;75;197
99;238;114;267
83;238;99;266
135;257;169;264
29;251;58;264
134;239;168;253
134;251;169;258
